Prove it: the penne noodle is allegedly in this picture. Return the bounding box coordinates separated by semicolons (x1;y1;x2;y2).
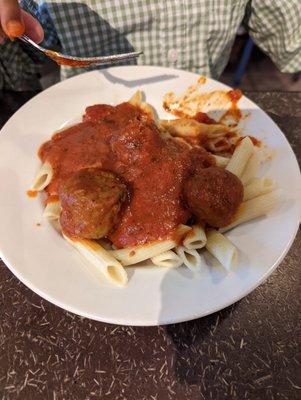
63;235;128;287
111;240;176;266
175;246;202;272
212;154;230;168
207;136;233;153
43;200;61;220
243;177;277;201
221;190;282;232
183;224;207;250
110;224;191;266
140;102;156;120
159;118;230;139
240;150;262;185
206;229;237;271
128;90;142;106
151;250;182;268
31;161;53;191
159;118;241;155
129;92;156;119
159;118;204;137
226;137;254;178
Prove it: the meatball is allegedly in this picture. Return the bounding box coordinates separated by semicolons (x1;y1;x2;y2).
183;166;243;227
189;146;216;173
59;168;127;239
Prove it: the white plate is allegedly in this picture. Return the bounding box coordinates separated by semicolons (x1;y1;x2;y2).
0;66;300;326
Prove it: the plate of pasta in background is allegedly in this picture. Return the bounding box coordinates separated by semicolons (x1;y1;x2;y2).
0;66;300;325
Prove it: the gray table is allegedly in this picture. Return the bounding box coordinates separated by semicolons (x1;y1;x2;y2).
0;91;300;400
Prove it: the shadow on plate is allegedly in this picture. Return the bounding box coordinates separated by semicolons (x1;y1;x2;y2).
101;69;179;88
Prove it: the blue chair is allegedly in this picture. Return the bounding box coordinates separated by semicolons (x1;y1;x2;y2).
233;37;254;87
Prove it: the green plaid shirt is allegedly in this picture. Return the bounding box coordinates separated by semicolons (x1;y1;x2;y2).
1;0;300;90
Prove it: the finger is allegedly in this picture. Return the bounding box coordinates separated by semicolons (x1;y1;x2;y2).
22;10;44;43
0;0;24;38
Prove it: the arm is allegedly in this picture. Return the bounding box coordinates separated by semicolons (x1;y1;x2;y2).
245;0;301;73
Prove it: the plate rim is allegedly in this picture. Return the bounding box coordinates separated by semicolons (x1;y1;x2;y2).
0;65;300;326
0;221;299;326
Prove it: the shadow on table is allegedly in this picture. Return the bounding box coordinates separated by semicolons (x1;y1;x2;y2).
165;305;236;385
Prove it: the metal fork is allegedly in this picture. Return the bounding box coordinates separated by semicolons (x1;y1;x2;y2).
19;34;142;67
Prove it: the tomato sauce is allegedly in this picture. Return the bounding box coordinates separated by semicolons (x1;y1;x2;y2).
39;103;215;248
27;190;37;198
45;195;59;204
220;89;243;125
227;89;242;103
248;135;262;147
193;112;216;124
45;50;94;67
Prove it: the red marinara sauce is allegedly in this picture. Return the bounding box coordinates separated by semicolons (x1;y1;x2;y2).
193;111;216;124
224;89;243;124
45;50;94;67
26;190;37;198
39;103;215;248
227;89;242;103
248;135;261;147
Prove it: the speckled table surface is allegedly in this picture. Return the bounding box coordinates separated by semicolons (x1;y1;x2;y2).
0;91;300;400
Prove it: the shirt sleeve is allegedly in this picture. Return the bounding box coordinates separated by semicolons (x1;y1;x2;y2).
245;0;301;73
0;41;39;90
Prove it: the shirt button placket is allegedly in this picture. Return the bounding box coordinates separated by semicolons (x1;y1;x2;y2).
159;2;168;65
168;48;179;63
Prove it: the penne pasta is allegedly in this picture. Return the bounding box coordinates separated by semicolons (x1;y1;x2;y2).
110;225;191;266
206;137;232;154
240;150;262;185
243;177;277;201
31;161;53;191
207;136;233;153
151;250;182;268
128;90;142;106
206;229;237;271
63;235;128;286
129;91;156;120
159;118;242;154
159;118;231;139
175;246;202;272
111;240;176;266
212;154;230;168
226;137;254;178
183;224;207;250
140;102;156;120
43;200;61;220
221;190;282;232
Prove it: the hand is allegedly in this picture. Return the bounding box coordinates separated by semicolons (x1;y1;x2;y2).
0;0;44;44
